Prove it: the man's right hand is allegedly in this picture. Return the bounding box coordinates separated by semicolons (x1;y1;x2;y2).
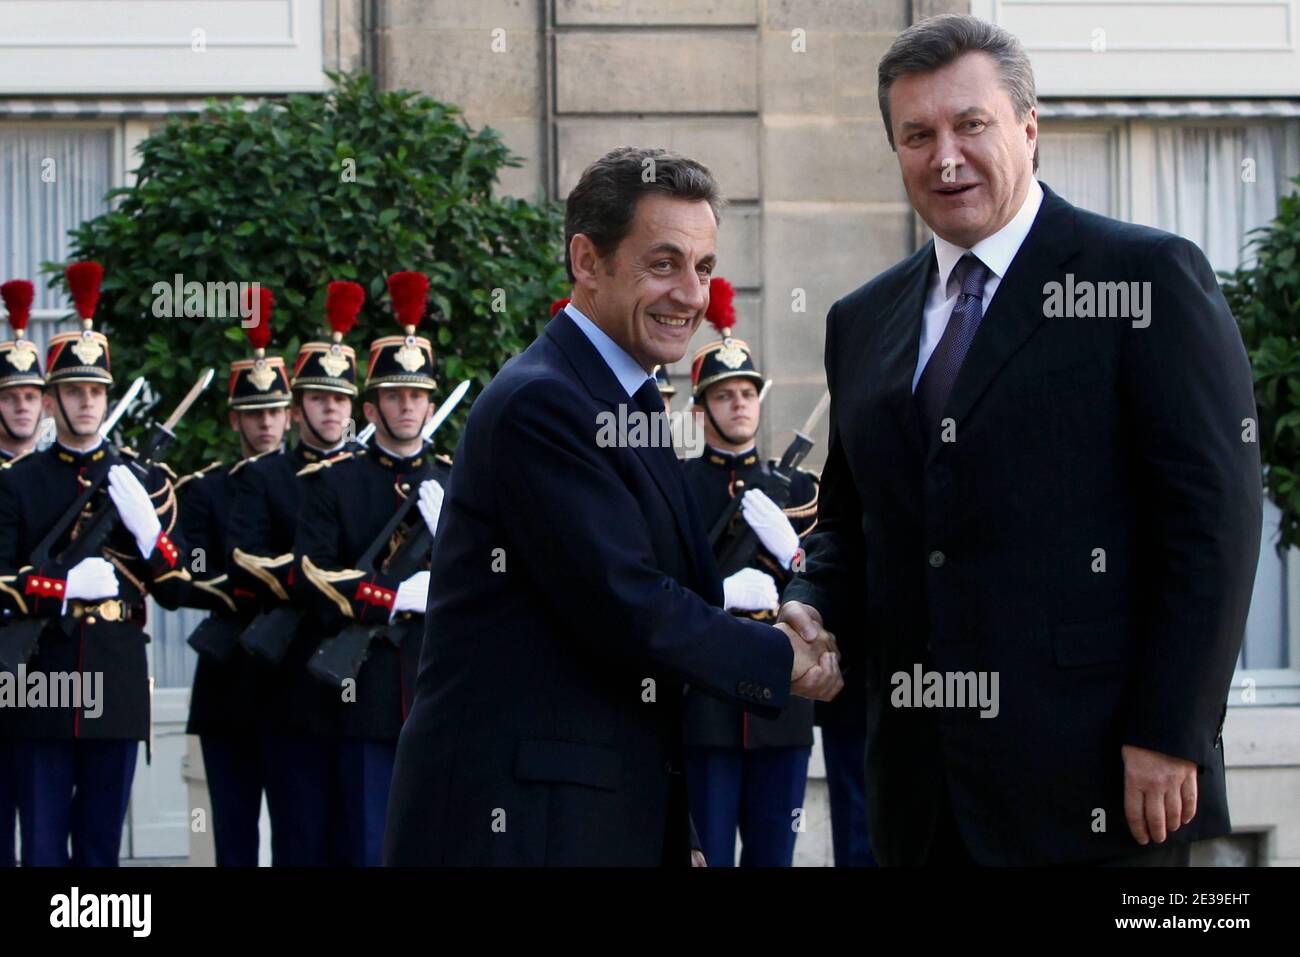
776;600;842;701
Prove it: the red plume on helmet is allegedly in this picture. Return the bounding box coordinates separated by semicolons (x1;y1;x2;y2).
1;280;34;336
241;286;274;354
387;271;429;332
704;277;736;337
326;280;364;341
65;261;104;326
550;296;571;318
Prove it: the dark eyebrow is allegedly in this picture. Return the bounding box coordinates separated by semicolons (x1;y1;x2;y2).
900;107;990;133
647;244;716;268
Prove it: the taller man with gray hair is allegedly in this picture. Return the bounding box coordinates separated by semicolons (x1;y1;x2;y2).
780;15;1262;865
385;148;842;866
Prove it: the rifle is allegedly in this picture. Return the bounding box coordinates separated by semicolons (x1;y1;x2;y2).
710;390;829;579
185;615;247;665
0;370;213;671
240;380;469;666
307;380;471;689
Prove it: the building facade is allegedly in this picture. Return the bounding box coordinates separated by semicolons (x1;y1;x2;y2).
1;0;1297;865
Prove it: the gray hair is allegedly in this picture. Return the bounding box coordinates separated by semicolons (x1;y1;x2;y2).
564;147;724;283
878;14;1039;172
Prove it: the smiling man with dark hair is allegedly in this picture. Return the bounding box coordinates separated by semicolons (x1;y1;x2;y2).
384;147;842;867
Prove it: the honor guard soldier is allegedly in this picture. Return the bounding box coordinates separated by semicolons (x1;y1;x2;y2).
0;277;45;867
0;280;43;463
179;288;292;866
227;281;362;865
654;364;675;413
295;270;448;866
0;262;190;866
681;277;820;867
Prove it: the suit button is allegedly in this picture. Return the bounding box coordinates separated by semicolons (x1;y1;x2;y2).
928;550;945;568
762;688;772;700
85;615;97;625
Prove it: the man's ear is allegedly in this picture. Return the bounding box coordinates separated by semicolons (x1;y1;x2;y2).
569;233;605;290
362;401;379;426
228;410;241;434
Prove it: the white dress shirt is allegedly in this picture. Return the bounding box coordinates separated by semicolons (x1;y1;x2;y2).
912;177;1044;391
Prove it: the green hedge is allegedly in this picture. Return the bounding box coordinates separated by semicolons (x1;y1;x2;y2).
47;72;566;475
1222;174;1300;551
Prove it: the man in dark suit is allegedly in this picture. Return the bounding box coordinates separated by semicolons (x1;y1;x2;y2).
780;15;1263;866
385;147;842;867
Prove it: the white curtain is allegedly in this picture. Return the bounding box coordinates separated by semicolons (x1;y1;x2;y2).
1153;120;1300;671
0;126;113;356
1036;128;1120;218
1153;120;1300;273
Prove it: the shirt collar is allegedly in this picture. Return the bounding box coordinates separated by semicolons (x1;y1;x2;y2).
53;439;108;467
564;303;656;399
372;438;425;471
703;444;760;469
932;177;1043;296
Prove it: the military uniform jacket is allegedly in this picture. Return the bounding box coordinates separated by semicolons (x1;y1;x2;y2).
0;448;29;748
295;442;450;741
0;442;188;740
228;442;341;737
178;461;267;737
682;447;819;750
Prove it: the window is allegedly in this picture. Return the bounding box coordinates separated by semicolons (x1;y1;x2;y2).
0;123;115;352
1040;114;1300;701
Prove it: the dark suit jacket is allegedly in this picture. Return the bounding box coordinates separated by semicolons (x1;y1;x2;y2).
384;311;794;866
783;183;1263;865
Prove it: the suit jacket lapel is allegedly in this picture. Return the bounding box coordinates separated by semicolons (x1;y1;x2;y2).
929;182;1082;463
877;244;934;463
544;312;707;584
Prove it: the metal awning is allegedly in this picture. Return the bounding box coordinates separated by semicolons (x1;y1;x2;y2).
0;97;264;117
1039;99;1300;119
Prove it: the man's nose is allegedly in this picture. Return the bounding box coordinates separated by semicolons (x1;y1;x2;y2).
672;271;707;312
930;133;964;177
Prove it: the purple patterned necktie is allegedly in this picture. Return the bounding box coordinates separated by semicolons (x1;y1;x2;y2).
915;253;991;439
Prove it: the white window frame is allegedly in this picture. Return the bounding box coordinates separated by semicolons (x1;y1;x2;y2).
1042;112;1300;704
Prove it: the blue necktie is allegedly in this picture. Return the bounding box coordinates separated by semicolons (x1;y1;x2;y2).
915;253;991;439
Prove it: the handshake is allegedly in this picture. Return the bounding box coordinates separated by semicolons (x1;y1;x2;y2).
775;601;843;702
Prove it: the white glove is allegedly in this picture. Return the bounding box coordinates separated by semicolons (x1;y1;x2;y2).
108;464;162;559
740;488;801;570
390;570;431;622
722;567;779;613
62;556;119;614
417;479;444;536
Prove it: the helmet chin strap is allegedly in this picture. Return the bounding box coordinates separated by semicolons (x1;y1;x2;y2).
235;419;256;458
53;386;102;441
373;397;428;450
702;397;749;449
299;404;336;450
